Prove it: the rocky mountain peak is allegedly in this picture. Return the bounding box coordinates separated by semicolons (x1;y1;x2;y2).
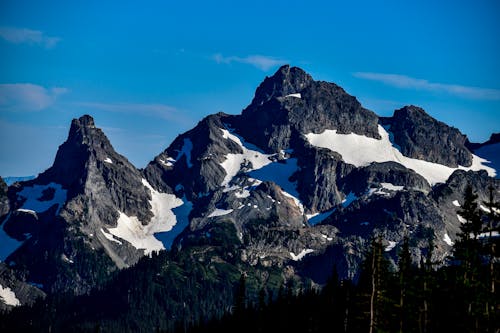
384;105;473;167
250;65;313;106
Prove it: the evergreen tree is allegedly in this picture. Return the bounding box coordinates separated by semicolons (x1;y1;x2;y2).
397;235;414;333
482;184;500;332
454;184;485;331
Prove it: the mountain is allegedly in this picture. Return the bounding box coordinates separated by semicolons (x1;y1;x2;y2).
0;65;498;322
0;115;186;297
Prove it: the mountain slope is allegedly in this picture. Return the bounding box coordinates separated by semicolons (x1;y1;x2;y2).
0;115;186;295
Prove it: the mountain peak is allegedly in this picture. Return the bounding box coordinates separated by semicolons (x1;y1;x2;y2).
251;65;313;105
72;114;95;128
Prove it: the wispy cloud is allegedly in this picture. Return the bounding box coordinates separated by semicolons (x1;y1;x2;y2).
353;72;500;101
0;83;68;112
213;54;288;71
75;102;191;125
0;27;60;48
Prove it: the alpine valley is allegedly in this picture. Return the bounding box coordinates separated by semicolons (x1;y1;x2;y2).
0;66;499;331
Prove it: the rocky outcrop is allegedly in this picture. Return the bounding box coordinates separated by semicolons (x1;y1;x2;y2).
382;106;472;167
144;113;239;198
230;65;381;153
2;115;174;294
0;263;45;311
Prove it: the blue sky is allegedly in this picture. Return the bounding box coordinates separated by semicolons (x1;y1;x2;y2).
1;0;499;176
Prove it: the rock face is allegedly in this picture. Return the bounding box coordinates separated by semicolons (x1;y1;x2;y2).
232;65;381;154
1;115;184;295
0;263;45;311
381;106;472;167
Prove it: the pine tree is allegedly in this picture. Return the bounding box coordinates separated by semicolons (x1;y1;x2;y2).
398;235;414;333
454;184;484;331
482;184;499;332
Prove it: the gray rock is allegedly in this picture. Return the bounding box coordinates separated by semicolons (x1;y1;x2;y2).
382;105;472;167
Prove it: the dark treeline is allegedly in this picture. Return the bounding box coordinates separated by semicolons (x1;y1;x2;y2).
186;184;499;333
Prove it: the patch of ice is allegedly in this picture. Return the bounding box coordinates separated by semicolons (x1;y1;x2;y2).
17;182;67;215
238;204;245;210
305;125;496;185
480;204;491;213
290;249;314;261
285;93;302;98
16;209;37;217
443;233;454;246
208;208;234;218
159;159;173;167
452;200;460;207
220;129;273;186
0;284;20;307
380;183;404;191
235;189;251;198
321;234;333;241
253;205;258;209
457;214;467;224
100;228;122;245
175;138;193;168
478;231;500;238
385;241;397;252
104;157;113;164
306;213;319;219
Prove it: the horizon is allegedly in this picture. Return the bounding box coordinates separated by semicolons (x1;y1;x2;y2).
1;0;500;176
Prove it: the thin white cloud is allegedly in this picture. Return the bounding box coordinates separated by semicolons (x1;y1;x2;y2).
0;27;60;48
75;102;191;124
213;54;288;71
0;84;68;112
354;72;500;101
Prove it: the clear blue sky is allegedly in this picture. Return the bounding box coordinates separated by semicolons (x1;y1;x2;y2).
1;0;499;176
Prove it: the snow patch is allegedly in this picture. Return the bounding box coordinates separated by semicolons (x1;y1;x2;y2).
478;231;500;238
457;214;467;224
0;284;20;307
385;241;397;252
380;183;404;191
290;249;314;261
305;125;496;185
100;228;122;245
15;208;37;217
307;210;335;225
220;128;273;186
106;180;183;255
281;190;304;214
208;208;234;218
285;93;301;98
443;233;454;246
104;157;113;164
235;189;251;198
17;182;67;215
452;200;460;207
